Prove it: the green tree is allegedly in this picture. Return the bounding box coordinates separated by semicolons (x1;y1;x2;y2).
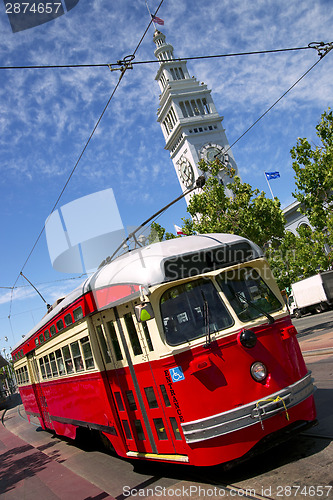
267;226;332;289
147;222;175;244
182;159;285;248
291;108;333;234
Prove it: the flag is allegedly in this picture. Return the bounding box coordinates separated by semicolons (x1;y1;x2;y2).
265;171;280;181
151;14;164;25
174;224;184;236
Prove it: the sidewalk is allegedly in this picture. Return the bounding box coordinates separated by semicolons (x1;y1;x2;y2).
1;332;332;499
298;329;333;358
0;395;113;500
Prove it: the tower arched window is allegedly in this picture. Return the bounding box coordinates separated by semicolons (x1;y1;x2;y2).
179;99;210;118
163;106;177;136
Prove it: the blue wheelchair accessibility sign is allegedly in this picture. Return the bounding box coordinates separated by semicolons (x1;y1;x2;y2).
169;366;185;383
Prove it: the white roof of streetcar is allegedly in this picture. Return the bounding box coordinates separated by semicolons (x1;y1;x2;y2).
14;234;263;349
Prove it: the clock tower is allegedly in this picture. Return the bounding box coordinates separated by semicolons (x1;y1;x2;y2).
153;30;239;204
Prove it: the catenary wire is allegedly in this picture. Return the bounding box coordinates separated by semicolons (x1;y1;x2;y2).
7;0;165;319
0;273;88;290
0;45;316;70
225;56;326;154
5;28;331;318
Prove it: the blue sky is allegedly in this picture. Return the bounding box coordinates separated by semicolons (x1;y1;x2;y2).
0;0;332;353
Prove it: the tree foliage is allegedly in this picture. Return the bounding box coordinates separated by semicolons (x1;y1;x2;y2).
279;107;333;286
291;108;333;232
147;222;175;244
145;111;333;289
266;226;332;289
181;159;285;248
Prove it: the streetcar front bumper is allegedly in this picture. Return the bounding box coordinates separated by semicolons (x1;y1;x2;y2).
181;372;315;443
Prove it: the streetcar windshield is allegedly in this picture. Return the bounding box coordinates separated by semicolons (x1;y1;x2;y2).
217;267;282;322
160;278;233;346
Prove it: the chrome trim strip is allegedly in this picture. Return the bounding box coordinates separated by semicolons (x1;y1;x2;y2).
181;372;315;443
50;415;117;436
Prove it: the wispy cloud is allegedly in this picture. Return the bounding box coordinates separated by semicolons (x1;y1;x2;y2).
0;0;332;346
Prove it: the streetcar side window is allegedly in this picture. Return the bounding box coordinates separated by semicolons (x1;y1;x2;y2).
39;358;46;379
56;319;64;332
16;366;29;384
73;306;83;322
170;417;182;440
70;341;84;372
39;333;44;344
153;418;168;440
62;345;74;374
44;329;50;339
50;325;56;337
106;321;123;361
55;349;66;376
64;313;73;327
44;355;52;378
124;313;143;356
145;387;159;409
80;336;95;370
160;279;233;346
217;267;282;322
19;365;29;384
49;352;58;377
96;325;111;364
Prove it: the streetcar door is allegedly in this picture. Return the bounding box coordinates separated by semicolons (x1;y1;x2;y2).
27;352;53;430
93;306;180;456
92;310;151;454
116;302;181;455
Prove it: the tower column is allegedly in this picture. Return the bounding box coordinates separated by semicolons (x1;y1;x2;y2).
153;30;239;204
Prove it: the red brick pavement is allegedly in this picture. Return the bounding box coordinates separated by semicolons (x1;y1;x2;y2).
1;331;331;499
0;415;113;500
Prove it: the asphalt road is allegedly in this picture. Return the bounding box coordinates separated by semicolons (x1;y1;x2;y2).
2;352;333;499
293;309;333;340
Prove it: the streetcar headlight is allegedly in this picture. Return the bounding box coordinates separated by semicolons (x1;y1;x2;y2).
250;361;267;382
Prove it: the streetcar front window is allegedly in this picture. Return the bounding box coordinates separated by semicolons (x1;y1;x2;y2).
217;267;282;322
160;278;233;346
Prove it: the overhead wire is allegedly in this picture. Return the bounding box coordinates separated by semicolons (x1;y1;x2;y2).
0;273;88;290
226;54;328;154
4;14;332;319
7;0;165;319
0;45;316;70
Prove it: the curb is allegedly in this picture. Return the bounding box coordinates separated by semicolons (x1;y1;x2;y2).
301;347;333;357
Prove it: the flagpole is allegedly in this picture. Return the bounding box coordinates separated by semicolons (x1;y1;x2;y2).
145;0;156;28
265;173;275;199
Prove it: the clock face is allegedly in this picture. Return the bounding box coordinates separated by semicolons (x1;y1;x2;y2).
177;156;194;187
200;143;229;168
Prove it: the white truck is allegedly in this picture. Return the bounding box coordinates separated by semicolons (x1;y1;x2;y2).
288;270;333;318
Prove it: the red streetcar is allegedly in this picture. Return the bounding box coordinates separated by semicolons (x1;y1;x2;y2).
12;233;316;466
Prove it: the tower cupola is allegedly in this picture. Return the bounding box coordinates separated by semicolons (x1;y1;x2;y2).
153;30;174;62
153;30;239;203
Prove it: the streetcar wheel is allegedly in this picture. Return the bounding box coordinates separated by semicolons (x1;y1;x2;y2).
294;309;301;318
